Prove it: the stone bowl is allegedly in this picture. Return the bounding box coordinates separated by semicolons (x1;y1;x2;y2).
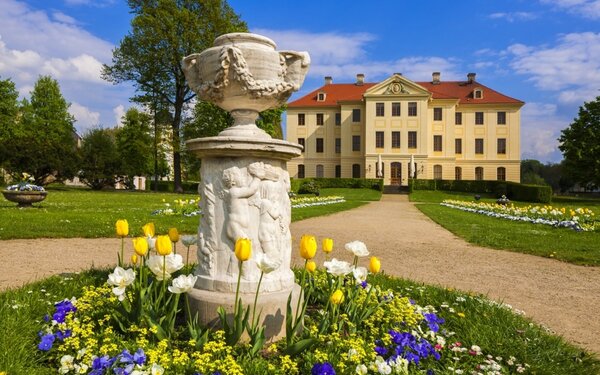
2;190;48;207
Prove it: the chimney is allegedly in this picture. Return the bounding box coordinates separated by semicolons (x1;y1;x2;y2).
432;72;441;84
324;76;333;85
356;73;365;86
467;72;476;83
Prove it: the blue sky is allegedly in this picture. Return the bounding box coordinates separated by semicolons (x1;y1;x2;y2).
1;0;600;162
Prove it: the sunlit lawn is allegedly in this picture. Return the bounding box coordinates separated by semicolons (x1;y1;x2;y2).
0;186;381;239
410;190;600;266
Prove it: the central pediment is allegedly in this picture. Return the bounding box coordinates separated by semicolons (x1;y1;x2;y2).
363;74;431;98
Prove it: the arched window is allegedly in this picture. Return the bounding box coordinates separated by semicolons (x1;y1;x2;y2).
475;167;484;181
497;167;506;181
455;167;462;181
433;165;442;180
316;164;324;178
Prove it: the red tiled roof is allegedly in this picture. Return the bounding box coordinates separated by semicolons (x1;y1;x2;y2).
288;80;523;107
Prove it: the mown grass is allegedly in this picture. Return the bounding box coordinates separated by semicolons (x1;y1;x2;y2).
1;270;597;374
0;186;381;239
410;190;600;266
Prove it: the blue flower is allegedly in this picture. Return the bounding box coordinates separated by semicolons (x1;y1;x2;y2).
90;355;115;375
56;329;71;341
311;362;336;375
38;333;55;351
423;313;445;333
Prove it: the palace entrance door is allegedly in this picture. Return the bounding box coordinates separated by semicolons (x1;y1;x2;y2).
390;162;402;185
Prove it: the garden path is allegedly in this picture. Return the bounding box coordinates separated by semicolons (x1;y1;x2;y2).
1;194;599;354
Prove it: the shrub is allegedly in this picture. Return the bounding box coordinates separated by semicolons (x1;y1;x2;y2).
291;178;384;193
147;181;199;193
298;180;320;195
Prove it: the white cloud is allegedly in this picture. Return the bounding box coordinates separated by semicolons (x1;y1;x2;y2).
521;102;566;159
488;12;538;22
507;32;600;104
113;104;126;127
69;102;100;133
540;0;600;19
52;11;78;25
41;54;105;83
63;0;116;7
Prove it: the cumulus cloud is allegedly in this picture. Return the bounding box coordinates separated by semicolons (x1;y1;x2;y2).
521;102;567;159
488;12;538;22
63;0;116;7
113;104;126;127
540;0;600;19
70;102;100;134
507;32;600;104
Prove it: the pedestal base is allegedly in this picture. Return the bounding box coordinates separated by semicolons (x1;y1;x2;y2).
187;283;302;341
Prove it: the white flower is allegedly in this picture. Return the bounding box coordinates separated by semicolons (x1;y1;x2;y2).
255;252;280;274
107;267;136;301
147;236;156;250
59;355;74;374
181;234;198;247
147;254;184;280
323;258;353;277
352;266;368;283
168;274;198;294
150;363;164;375
345;240;369;257
355;364;368;375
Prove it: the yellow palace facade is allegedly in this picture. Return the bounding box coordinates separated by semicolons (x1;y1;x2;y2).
286;72;524;186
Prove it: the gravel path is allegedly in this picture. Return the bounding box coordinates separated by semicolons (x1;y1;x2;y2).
1;194;599;354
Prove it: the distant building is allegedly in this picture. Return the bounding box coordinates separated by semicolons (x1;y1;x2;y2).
286;73;524;186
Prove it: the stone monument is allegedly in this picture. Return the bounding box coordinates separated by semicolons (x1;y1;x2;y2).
182;33;310;339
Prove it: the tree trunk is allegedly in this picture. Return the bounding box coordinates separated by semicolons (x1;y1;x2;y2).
172;91;184;193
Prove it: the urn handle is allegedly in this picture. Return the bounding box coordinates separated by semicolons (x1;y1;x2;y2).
278;51;310;90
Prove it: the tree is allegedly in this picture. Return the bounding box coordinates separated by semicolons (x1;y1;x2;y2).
559;96;600;188
102;0;247;192
9;76;79;185
116;108;153;189
79;129;120;190
0;77;20;169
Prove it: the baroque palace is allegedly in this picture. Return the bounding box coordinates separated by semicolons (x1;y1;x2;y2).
286;72;524;186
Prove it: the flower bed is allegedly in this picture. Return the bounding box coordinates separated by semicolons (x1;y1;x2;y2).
33;226;534;375
5;172;45;192
441;199;599;232
151;197;201;217
291;196;346;208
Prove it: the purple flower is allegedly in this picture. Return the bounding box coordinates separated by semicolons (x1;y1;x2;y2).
38;333;55;351
311;362;336;375
56;330;71;341
423;313;445;333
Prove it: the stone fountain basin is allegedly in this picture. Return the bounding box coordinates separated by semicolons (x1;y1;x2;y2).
2;190;48;207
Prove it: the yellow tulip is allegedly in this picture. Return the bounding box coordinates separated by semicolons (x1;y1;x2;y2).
299;235;317;260
115;219;129;237
330;289;344;305
322;238;333;254
131;254;138;265
168;227;180;243
155;235;172;256
142;222;155;238
369;256;381;274
132;237;148;256
235;238;252;262
305;260;317;273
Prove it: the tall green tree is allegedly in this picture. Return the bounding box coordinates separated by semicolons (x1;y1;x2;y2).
0;77;20;168
10;76;79;185
116;108;153;189
79;128;120;190
559;96;600;188
102;0;247;192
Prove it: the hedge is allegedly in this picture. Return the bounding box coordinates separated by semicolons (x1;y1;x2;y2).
408;179;552;203
291;178;384;193
147;181;199;194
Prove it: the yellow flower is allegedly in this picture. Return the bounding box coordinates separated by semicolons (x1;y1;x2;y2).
115;219;129;237
369;256;381;274
131;254;138;265
132;237;148;256
322;238;334;253
168;227;180;242
457;312;466;318
299;235;317;260
305;260;317;273
330;289;344;305
142;222;155;238
234;238;252;262
155;235;172;256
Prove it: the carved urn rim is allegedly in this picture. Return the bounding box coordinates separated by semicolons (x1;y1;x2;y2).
214;32;277;49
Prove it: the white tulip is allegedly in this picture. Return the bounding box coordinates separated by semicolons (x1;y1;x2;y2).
345;240;369;257
147;254;184;280
107;267;136;301
147;236;156;250
168;274;198;294
255;252;280;274
151;363;164;375
323;258;353;277
352;266;368;283
181;234;198;247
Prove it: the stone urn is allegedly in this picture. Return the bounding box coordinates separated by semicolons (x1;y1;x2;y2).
182;33;309;340
2;190;48;207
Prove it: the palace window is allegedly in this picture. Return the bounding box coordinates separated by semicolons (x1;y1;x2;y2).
433;135;442;152
455;167;462;181
376;131;384;148
433;107;442;121
455;112;462;125
335;112;341;125
474;89;483;99
475;166;484;181
298;113;305;125
298;164;305;178
434;165;442;180
376;102;385;117
392;102;401;116
352;163;361;178
392;131;401;148
497;138;506;154
335;138;341;153
455;138;462;154
297;138;305;152
475;112;484;125
316;138;324;153
497;167;506;181
408;131;417;149
316;164;324;178
352;135;361;151
352;109;361;122
497;111;506;125
335;165;341;178
475;138;484;154
317;92;326;101
316;113;324;126
408;102;417;117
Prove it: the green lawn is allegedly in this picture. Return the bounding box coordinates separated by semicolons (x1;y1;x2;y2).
0;186;381;239
410;190;600;266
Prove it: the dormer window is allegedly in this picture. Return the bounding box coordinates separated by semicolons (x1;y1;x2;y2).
317;92;326;101
474;88;483;99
